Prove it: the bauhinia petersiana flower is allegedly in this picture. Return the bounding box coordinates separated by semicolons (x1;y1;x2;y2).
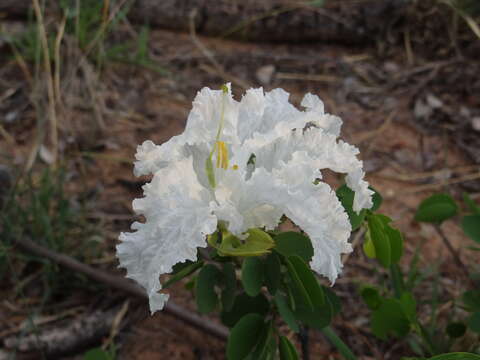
117;84;373;313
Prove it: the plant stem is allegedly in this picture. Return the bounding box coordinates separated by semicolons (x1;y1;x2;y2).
321;326;357;360
389;264;405;298
298;326;310;360
434;225;476;288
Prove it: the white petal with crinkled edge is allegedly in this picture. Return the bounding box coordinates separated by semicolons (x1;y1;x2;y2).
117;156;217;313
183;83;240;145
133;136;186;176
212;169;284;235
244;127;373;212
246;165;352;283
300;93;342;137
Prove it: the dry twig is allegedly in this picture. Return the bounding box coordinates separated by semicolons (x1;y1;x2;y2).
13;237;229;341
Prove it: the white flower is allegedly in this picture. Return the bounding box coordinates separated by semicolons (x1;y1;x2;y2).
117;84;373;313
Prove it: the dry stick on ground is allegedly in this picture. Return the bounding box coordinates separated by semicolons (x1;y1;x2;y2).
13;237;229;341
433;224;477;289
3;304;127;355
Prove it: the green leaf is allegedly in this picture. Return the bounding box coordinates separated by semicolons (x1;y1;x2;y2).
278;336;299;360
217;228;275;257
360;286;382;310
164;261;204;289
400;292;417;322
221;262;237;311
389;264;405;298
446;322;466;338
371;186;383;212
414;194;458;224
363;230;376;258
293;294;333;330
467;312;480;333
264;252;281;295
295;305;333;330
83;348;112;360
289;256;325;307
376;214;404;263
196;264;221;313
324;286;341;316
227;313;265;360
461;215;480;243
367;215;391;267
336;184;366;231
274;232;314;262
275;293;299;333
284;257;313;309
249;321;273;360
221;292;270;327
463;193;480;214
385;223;403;263
462;290;480;312
309;0;326;8
242;257;264;297
371;299;410;339
428;353;480;360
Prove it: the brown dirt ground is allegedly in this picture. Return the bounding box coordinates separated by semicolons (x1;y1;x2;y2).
1;23;479;360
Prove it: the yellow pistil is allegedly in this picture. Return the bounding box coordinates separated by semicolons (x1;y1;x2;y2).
206;84;231;188
232;164;238;170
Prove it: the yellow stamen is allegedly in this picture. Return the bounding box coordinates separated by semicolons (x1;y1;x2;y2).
214;141;229;169
232;164;238;170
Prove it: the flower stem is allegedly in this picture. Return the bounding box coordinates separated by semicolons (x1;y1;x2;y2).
321;326;357;360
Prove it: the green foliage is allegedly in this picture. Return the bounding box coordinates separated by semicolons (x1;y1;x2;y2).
196;264;221;313
274;294;299;333
163;260;203;289
467;312;480;333
463;290;480;312
461;215;480;243
446;322;467;338
336;184;366;231
360;286;382;310
365;214;403;267
226;313;265;360
221;292;270;327
371;298;411;339
285;255;325;309
210;228;275;257
221;262;237;311
414;194;458;223
83;347;115;360
248;321;276;360
428;353;480;360
242;257;264;297
0;168;101;299
273;232;313;262
371;186;384;212
278;336;299;360
3;0;166;73
264;252;281;295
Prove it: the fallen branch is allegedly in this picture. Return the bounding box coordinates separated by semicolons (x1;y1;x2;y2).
12;237;229;341
3;304;125;357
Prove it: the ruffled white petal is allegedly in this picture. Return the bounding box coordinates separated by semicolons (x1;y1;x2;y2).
245;127;373;212
247;166;352;283
212;169;283;235
117;157;217;313
183;84;240;145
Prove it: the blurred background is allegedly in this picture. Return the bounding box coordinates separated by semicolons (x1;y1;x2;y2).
0;0;479;359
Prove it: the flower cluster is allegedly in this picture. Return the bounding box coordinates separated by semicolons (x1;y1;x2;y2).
117;85;373;313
